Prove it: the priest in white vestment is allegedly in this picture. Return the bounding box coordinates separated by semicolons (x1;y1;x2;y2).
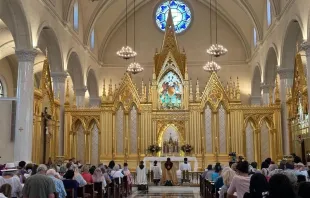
180;158;191;171
136;161;148;185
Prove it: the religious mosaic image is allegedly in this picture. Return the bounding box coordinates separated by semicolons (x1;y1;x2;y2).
158;71;182;109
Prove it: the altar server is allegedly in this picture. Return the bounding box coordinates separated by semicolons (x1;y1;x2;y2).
136;161;148;188
180;158;191;171
152;161;161;185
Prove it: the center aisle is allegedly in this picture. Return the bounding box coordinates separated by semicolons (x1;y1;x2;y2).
129;186;200;198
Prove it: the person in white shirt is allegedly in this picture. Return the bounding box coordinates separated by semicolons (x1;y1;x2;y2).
180;158;191;171
110;165;124;179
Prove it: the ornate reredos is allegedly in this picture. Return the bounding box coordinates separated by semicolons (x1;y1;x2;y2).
113;72;141;112
291;53;308;118
200;72;230;111
154;8;186;78
39;57;55;116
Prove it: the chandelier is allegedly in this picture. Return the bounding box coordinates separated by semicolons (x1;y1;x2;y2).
116;0;136;59
127;62;144;74
206;44;227;57
206;0;227;57
127;0;143;74
203;61;221;72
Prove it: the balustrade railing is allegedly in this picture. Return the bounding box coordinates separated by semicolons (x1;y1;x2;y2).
130;171;203;185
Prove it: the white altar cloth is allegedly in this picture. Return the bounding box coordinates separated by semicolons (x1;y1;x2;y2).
143;157;198;171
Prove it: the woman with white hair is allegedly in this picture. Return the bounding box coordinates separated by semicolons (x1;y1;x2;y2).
219;168;235;198
72;165;87;187
46;169;67;198
92;168;107;189
110;165;124;179
0;163;23;198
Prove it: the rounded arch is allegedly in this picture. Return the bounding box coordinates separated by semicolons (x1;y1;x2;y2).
67;50;84;90
281;19;304;69
264;47;278;85
37;24;63;72
157;124;185;146
86;68;99;98
0;0;32;50
252;65;262;96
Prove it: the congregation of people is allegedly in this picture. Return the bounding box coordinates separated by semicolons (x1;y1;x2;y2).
0;158;135;198
201;155;310;198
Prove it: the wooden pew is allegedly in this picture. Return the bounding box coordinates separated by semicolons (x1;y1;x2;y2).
94;182;103;198
65;188;74;198
85;184;98;198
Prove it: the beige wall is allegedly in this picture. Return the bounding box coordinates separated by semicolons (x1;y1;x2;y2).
0;58;15;97
0;100;14;164
100;0;251;103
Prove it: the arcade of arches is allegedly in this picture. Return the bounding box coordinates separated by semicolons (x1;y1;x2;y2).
0;0;310;170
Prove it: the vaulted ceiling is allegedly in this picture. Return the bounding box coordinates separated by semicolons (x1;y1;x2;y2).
68;0;284;60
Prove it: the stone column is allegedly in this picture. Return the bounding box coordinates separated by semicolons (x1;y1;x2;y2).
277;68;294;155
51;72;67;156
261;84;270;105
250;96;262;105
89;97;101;107
75;87;87;108
14;49;37;162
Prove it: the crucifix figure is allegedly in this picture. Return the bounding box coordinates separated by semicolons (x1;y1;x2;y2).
41;107;52;163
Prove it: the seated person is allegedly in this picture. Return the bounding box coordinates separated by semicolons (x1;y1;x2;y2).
63;170;79;198
211;163;222;182
81;165;93;184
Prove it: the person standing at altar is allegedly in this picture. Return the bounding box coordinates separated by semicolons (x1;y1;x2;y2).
152;161;162;185
161;158;178;186
136;161;148;186
180;158;191;171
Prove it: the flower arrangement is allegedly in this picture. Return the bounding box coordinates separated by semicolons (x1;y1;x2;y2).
181;144;193;153
147;144;161;153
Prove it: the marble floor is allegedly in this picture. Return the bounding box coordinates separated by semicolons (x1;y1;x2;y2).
129;186;200;198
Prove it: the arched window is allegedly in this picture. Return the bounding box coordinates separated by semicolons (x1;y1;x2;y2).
90;29;95;50
73;1;79;31
266;0;272;27
253;28;257;47
0;79;4;97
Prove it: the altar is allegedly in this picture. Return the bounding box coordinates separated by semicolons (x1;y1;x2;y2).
143;157;198;171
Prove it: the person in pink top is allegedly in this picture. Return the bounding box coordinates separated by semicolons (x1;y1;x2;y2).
227;161;251;198
81;165;93;184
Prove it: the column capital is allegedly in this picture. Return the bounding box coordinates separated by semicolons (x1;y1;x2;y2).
277;68;294;80
51;72;68;83
75;87;87;96
301;41;310;56
260;84;274;93
15;49;38;62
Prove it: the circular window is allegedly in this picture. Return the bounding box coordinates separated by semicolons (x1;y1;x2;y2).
155;0;192;34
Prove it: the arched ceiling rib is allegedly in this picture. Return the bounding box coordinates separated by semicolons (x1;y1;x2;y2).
71;0;267;61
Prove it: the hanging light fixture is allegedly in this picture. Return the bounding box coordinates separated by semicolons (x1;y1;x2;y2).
203;61;221;72
127;0;144;74
206;0;227;57
116;0;136;59
204;0;220;72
